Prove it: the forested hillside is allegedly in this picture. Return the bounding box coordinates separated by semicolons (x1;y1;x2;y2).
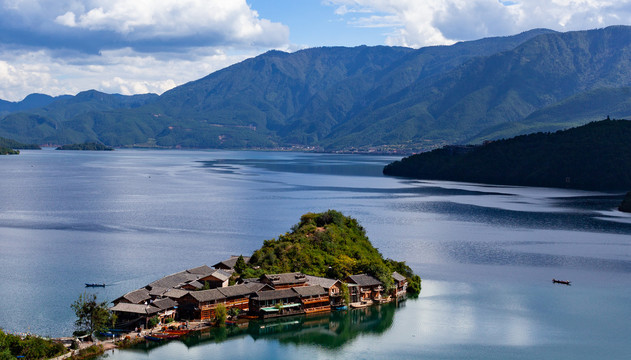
383;119;631;191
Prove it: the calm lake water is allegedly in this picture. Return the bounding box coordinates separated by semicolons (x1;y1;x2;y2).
1;148;631;359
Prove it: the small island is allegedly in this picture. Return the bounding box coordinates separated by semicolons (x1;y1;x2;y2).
56;142;114;151
0;147;19;155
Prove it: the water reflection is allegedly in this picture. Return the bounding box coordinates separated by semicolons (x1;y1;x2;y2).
128;302;401;356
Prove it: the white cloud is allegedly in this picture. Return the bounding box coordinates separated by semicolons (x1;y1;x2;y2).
50;0;288;46
0;46;254;101
325;0;631;47
0;0;290;101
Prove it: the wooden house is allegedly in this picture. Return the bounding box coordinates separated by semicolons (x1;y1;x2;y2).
305;275;343;306
260;272;308;289
345;274;384;304
392;272;407;298
113;288;151;305
178;283;268;320
249;288;304;318
110;298;177;330
147;265;216;291
293;285;330;314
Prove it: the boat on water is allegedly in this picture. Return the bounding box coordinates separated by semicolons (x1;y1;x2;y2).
332;305;347;311
552;279;571;285
85;283;106;287
143;335;163;342
153;332;181;339
162;329;191;336
349;301;372;309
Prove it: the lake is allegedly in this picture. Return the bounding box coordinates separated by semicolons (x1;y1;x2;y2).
1;148;630;359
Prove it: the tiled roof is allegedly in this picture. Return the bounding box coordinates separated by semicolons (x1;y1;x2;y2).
163;288;188;299
186;280;204;289
187;265;214;275
305;275;340;289
252;288;299;301
392;272;406;283
346;274;382;287
262;272;307;287
188;289;225;302
110;303;160;315
118;288;151;304
148;287;169;297
218;284;257;298
148;265;215;289
148;271;191;289
293;285;327;297
213;256;251;269
152;298;177;310
203;269;231;282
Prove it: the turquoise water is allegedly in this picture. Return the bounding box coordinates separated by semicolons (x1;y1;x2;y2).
1;149;630;358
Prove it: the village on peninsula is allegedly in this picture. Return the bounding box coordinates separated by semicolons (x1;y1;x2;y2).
109;211;420;339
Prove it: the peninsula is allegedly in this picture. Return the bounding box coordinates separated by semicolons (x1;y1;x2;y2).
383;119;631;191
109;210;419;332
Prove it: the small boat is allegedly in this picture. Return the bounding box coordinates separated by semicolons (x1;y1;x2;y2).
85;283;106;287
162;329;191;335
143;335;163;342
332;305;347;311
151;332;180;339
552;279;571;285
350;302;371;309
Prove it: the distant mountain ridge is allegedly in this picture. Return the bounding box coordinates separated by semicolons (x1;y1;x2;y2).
2;26;631;151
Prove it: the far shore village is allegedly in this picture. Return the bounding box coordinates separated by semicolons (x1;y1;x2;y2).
110;256;408;330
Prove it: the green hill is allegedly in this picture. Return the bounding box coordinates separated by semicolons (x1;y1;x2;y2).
383;119;631;191
240;210;421;294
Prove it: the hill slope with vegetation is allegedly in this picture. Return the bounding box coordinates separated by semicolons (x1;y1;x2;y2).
383;119;631;191
237;210;421;294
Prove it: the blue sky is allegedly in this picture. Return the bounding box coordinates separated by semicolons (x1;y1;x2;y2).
1;0;630;101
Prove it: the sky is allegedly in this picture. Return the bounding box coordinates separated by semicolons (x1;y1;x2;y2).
1;0;631;102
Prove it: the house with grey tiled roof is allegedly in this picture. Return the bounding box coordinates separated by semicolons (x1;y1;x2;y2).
345;274;384;304
113;288;151;305
178;283;265;321
249;288;303;318
391;272;407;298
305;275;343;306
110;297;177;329
260;272;308;289
294;285;330;314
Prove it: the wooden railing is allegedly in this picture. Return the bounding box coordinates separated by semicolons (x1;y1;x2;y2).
304;305;331;313
201;298;249;311
302;296;329;305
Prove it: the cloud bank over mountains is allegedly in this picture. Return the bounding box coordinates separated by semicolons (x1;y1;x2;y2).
1;0;630;101
326;0;631;47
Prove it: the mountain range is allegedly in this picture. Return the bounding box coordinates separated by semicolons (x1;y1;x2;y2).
2;26;631;152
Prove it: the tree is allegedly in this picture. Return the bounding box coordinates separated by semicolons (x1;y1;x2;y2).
215;304;227;326
228;307;241;318
234;255;247;274
340;283;350;306
71;292;115;335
